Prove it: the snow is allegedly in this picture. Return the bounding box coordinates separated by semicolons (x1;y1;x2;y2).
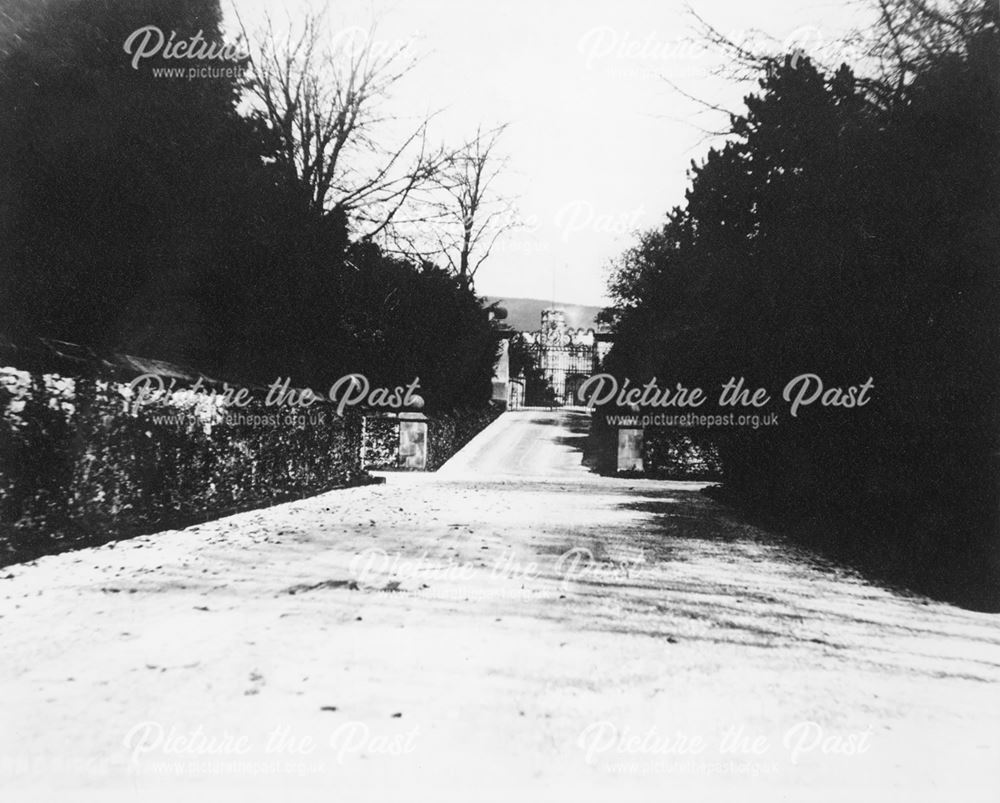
1;411;998;802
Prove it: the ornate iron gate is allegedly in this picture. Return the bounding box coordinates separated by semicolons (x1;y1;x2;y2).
527;342;599;407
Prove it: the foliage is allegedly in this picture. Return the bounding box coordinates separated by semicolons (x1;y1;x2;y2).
426;404;503;470
0;0;500;411
0;374;367;566
0;0;268;360
360;405;502;471
362;417;400;470
642;430;723;480
602;3;999;607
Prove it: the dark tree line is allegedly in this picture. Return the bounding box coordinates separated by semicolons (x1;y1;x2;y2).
603;1;999;607
0;0;498;411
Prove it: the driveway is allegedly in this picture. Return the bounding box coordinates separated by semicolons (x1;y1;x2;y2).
2;410;998;801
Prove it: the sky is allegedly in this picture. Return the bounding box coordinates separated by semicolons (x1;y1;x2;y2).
226;0;872;306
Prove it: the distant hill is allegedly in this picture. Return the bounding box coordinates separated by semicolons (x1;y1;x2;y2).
483;297;606;333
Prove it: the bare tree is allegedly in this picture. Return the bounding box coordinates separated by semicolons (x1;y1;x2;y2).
239;9;450;239
683;0;996;101
865;0;996;86
398;124;518;288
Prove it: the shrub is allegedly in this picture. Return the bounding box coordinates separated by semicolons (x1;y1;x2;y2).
0;370;368;565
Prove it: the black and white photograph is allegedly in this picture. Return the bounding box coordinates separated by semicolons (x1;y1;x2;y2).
0;0;998;800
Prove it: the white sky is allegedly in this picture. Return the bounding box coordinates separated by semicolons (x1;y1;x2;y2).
226;0;871;306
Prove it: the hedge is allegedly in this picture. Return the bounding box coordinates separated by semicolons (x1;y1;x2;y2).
426;405;503;471
0;370;369;566
360;405;503;471
585;412;722;480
